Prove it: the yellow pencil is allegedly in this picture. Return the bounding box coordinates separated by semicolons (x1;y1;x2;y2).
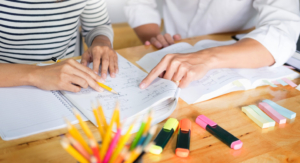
65;119;92;154
92;104;105;140
143;110;153;135
116;102;121;129
97;82;119;94
73;109;95;140
60;137;89;163
124;146;143;163
97;100;108;129
109;119;136;163
100;106;119;159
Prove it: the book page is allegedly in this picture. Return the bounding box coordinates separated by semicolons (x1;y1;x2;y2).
234;66;300;88
191;39;237;52
136;42;193;72
180;68;245;104
63;54;178;126
0;86;80;140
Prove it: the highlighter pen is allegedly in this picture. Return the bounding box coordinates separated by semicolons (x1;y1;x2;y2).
196;115;243;150
149;118;179;155
51;57;61;63
175;119;191;157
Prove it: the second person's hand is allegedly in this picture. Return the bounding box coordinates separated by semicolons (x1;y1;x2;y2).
81;35;118;80
145;33;181;49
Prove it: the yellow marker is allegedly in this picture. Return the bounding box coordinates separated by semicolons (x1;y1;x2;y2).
97;100;108;129
97;82;119;94
124;146;143;163
60;137;89;163
74;109;95;140
92;106;105;139
65;119;92;154
109;120;136;163
100;106;119;158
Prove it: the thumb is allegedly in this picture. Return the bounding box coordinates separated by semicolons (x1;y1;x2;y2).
173;34;181;41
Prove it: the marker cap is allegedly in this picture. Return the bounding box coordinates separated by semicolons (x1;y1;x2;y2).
196;115;217;129
179;118;191;131
175;148;189;157
149;145;163;155
164;118;179;131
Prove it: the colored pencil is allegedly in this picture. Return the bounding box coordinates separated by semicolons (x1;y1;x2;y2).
91;156;98;163
97;100;108;129
66;134;90;160
61;137;89;163
90;138;101;163
124;146;143;163
142;125;157;150
100;105;119;159
109;119;136;163
130;116;147;150
73;109;95;139
92;104;105;139
103;126;122;163
114;147;128;163
65;119;92;154
134;142;155;163
136;111;153;146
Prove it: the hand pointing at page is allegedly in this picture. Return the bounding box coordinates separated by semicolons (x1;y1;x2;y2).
139;52;213;89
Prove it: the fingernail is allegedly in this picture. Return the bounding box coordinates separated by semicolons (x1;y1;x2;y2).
97;86;104;92
140;83;146;89
156;43;162;48
94;71;98;74
102;73;106;79
145;41;150;45
97;78;105;83
116;69;119;74
111;73;115;78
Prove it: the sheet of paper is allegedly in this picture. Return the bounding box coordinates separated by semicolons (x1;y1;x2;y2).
180;68;245;104
63;54;178;126
0;86;81;140
192;39;236;51
136;42;193;72
234;66;300;86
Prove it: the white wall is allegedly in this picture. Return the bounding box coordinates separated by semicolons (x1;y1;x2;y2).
105;0;163;23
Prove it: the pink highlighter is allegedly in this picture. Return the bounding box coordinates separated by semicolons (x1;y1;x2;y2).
196;115;243;150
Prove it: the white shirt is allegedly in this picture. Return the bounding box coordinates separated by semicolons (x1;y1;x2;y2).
124;0;300;67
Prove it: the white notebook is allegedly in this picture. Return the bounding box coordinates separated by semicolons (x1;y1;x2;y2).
62;54;180;133
137;40;300;104
0;54;180;140
0;87;87;141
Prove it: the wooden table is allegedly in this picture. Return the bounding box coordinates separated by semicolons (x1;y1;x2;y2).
1;32;300;163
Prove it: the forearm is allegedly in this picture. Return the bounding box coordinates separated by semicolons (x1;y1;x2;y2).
199;38;275;69
0;64;37;87
134;24;160;43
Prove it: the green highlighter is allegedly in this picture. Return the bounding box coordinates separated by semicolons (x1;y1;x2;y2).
149;118;179;155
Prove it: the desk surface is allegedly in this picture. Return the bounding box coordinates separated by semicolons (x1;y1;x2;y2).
1;32;300;163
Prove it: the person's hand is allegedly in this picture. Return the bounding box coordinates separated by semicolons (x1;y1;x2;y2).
139;53;215;89
81;36;118;80
145;34;181;49
31;59;104;92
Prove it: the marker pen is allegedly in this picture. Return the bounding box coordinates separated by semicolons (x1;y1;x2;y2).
176;119;191;157
149;118;179;155
196;115;243;150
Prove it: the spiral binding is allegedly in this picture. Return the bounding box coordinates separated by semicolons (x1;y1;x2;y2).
51;90;74;115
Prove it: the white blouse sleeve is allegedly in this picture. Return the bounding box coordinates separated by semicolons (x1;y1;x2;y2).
243;0;300;67
124;0;161;28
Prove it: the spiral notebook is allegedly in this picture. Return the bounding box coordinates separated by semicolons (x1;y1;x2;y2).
0;86;87;141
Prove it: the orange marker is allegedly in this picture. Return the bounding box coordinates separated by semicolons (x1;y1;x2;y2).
175;119;191;157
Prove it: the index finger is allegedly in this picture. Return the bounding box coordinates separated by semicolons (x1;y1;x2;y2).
139;60;169;89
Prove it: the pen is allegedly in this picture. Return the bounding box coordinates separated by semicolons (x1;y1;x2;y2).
51;57;61;63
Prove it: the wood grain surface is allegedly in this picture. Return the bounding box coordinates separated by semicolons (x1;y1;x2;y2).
1;30;299;163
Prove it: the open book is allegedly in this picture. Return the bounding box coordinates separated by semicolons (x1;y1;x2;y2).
62;55;180;133
137;40;300;104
